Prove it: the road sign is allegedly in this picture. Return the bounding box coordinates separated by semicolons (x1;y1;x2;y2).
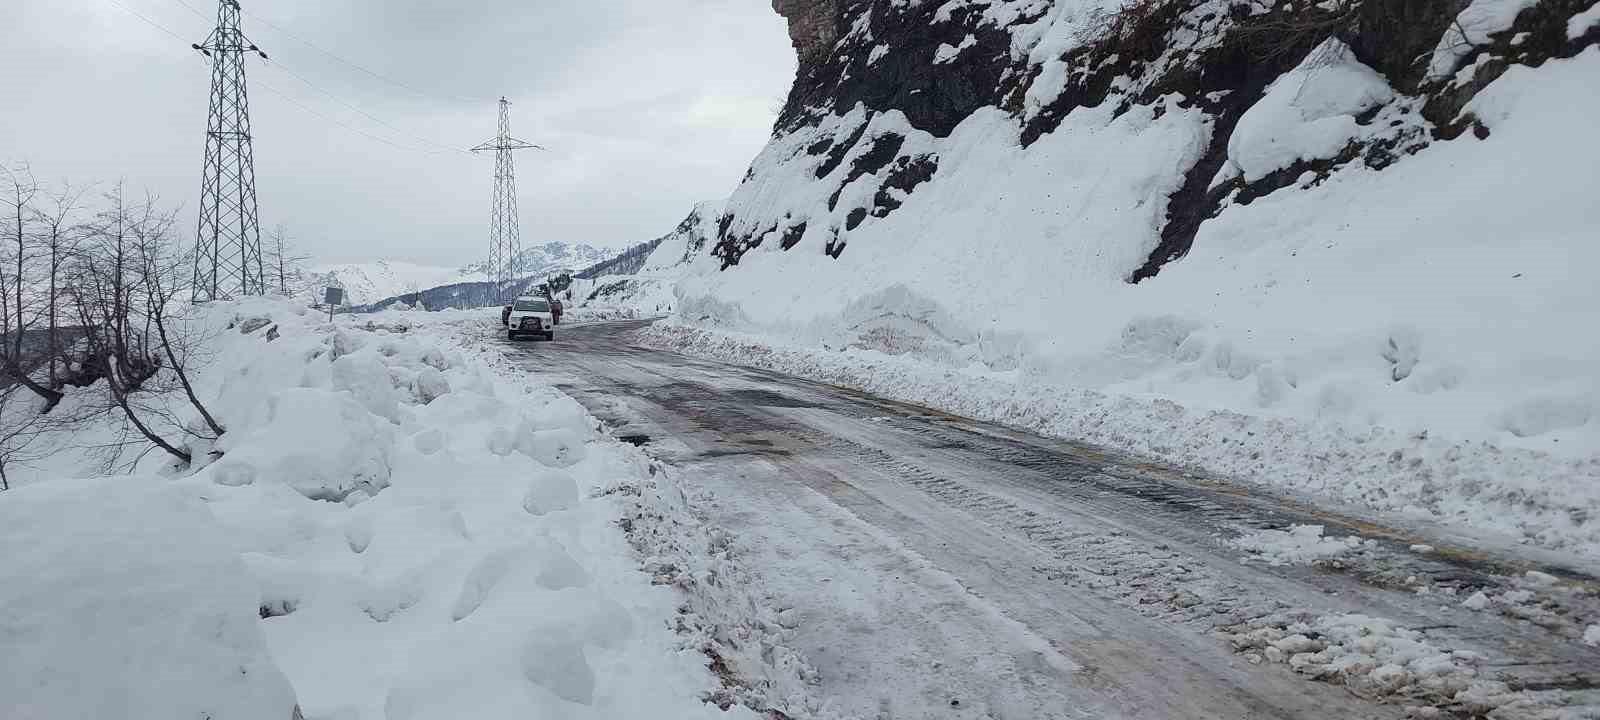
324;287;345;322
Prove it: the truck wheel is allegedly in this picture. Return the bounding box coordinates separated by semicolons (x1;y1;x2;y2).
545;332;555;341
507;330;517;341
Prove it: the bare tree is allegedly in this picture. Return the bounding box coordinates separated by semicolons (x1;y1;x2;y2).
0;383;50;490
30;180;87;389
266;224;312;298
70;185;188;464
0;162;64;410
134;204;225;439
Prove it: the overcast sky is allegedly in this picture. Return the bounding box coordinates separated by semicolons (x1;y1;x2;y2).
1;0;795;267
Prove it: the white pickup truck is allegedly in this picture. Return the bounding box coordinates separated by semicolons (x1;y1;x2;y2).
505;296;556;341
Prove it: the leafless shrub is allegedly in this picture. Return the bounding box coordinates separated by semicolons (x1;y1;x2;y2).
1231;0;1363;62
1078;0;1188;65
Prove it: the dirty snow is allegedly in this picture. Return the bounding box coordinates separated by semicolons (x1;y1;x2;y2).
1231;614;1481;704
1232;524;1372;566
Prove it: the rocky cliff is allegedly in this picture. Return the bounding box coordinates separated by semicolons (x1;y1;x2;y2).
724;0;1597;277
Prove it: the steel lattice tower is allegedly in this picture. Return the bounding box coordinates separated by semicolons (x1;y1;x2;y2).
191;0;268;302
470;98;540;304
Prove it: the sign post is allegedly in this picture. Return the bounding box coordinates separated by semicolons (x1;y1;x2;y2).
323;287;345;323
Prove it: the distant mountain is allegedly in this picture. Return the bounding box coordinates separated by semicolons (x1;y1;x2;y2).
457;241;613;280
312;242;615;307
309;260;474;306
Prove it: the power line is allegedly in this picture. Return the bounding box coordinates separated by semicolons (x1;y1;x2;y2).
255;80;468;159
105;0;194;43
105;0;475;159
263;61;472;156
235;6;493;106
168;0;209;21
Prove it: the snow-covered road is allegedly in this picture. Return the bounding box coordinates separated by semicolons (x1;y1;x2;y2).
505;321;1600;719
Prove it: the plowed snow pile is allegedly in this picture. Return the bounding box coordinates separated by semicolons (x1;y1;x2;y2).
0;299;782;720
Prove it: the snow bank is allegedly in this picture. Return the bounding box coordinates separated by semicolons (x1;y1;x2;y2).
0;477;299;720
640;321;1600;557
1;299;776;720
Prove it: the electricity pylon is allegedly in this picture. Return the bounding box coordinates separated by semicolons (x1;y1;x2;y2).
470;98;541;305
191;0;268;302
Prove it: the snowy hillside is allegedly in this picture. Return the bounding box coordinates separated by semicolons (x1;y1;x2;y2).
563;202;718;318
657;0;1600;551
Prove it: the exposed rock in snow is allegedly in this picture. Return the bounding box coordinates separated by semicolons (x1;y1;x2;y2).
1428;0;1543;79
773;0;840;62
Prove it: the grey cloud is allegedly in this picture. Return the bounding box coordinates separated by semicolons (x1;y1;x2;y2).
0;0;795;266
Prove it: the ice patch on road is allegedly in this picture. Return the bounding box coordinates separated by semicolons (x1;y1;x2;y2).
1453;570;1600;642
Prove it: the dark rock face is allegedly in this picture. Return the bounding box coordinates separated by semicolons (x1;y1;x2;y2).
774;0;1025;138
1351;0;1472;92
773;0;840;63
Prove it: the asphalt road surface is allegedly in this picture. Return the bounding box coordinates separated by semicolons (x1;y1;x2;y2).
505;320;1599;720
